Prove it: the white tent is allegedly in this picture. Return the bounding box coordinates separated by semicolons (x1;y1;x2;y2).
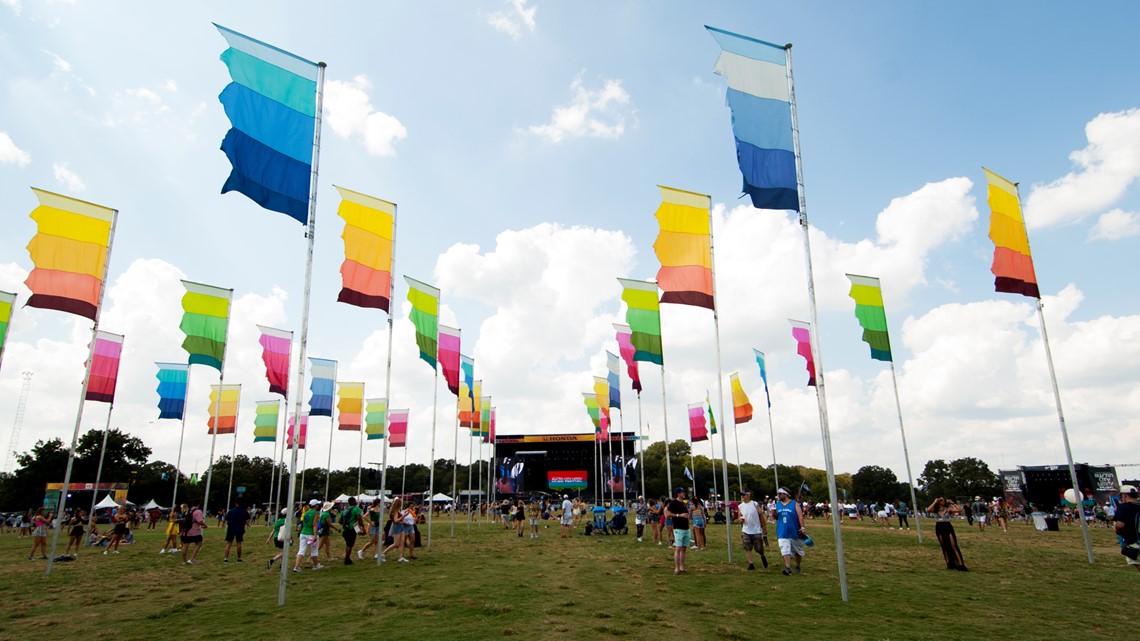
429;493;454;503
93;495;121;509
141;499;165;510
333;494;352;503
356;494;393;504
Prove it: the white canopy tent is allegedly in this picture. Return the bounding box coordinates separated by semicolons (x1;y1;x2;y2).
141;499;165;510
93;495;121;509
333;494;353;503
429;493;454;503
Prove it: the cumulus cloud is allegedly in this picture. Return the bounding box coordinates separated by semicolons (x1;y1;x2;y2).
52;161;85;191
526;72;633;143
1024;108;1140;229
2;0;21;15
1087;209;1140;241
42;49;71;72
486;0;537;40
0;132;31;166
324;75;407;157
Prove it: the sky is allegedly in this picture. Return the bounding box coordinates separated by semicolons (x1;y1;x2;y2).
2;1;1140;491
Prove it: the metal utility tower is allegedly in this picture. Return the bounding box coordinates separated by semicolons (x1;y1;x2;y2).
4;372;33;474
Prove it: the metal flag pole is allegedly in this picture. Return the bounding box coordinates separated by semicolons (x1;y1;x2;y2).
401;447;408;495
637;395;646;501
887;361;923;544
659;368;674;493
377;202;397;566
466;423;474;530
708;429;718;501
786;43;848;601
688;441;698;499
324;360;339;499
476;429;483;526
279;60;326;606
170;368;193;514
88;403;116;528
202;359;232;518
427;364;440;547
46;204;119;577
618;409;627;505
708;201;734;563
270;397;285;518
605;415;615;507
357;385;365;496
225;394;241;514
451;394;460;536
767;404;779;495
732;398;744;497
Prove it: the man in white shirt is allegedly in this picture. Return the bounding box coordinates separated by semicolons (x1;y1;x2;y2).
560;495;574;538
736;490;769;571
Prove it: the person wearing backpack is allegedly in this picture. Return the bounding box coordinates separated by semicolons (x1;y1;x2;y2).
340;497;364;565
316;501;340;565
266;508;289;569
180;499;206;565
1115;485;1140;572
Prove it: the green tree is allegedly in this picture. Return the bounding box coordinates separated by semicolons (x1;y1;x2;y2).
852;465;901;503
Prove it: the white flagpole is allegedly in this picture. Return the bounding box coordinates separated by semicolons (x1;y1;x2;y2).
203;345;233;519
767;403;780;494
637;394;646;501
269;398;284;517
45;204;119;577
427;364;440;547
786;44;848;601
451;395;460;536
401;447;408;495
377;203;397;566
605;416;615;507
476;431;483;526
887;362;923;544
170;368;193;514
325;361;339;499
225;393;241;513
279;60;326;606
659;368;673;493
357;385;365;495
708;202;734;563
466;425;474;530
618;409;627;505
732;402;744;497
87;403;116;526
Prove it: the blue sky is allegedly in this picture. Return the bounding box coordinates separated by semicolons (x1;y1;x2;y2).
2;1;1139;488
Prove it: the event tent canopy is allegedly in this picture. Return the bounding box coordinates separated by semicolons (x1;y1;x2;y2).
141;499;165;510
93;495;121;509
429;493;454;503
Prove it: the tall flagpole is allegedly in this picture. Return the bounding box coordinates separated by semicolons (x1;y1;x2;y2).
618;410;627;505
427;364;440;547
377;203;397;566
708;200;734;563
887;362;923;544
202;360;231;518
269;398;285;517
325;360;339;499
170;369;193;514
786;44;848;601
732;405;744;497
87;404;116;527
637;395;646;501
46;205;119;577
476;431;483;526
466;426;474;530
356;387;365;495
659;368;673;493
451;395;460;536
225;394;241;513
767;404;780;495
279;61;326;606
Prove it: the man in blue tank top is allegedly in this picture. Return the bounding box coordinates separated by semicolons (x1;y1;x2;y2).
774;487;807;576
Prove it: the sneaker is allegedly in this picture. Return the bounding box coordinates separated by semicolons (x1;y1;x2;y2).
159;549;166;555
236;558;243;563
312;564;325;570
357;550;364;560
223;558;229;563
637;537;642;542
657;541;663;546
344;559;353;565
761;556;769;569
103;551;108;556
397;557;409;563
113;551;119;555
293;567;300;573
373;554;379;559
267;559;274;569
793;566;801;575
748;563;755;571
186;560;195;565
782;568;791;576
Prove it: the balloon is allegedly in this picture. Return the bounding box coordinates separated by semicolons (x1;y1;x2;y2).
1063;488;1079;504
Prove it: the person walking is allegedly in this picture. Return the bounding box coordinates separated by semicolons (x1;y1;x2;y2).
559;495;574;538
633;496;647;542
736;490;769;571
181;500;206;565
64;509;86;557
160;507;182;555
104;507;128;555
1114;485;1140;573
266;508;289;569
774;487;807;576
971;496;988;532
383;497;411;562
928;497;968;571
293;499;323;572
359;499;383;560
665;488;691;575
526;498;541;539
895;499;910;530
340;497;364;565
222;499;250;563
27;508;50;560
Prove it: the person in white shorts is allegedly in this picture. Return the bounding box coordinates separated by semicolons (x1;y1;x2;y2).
293;499;323;572
560;495;574;538
774;488;807;576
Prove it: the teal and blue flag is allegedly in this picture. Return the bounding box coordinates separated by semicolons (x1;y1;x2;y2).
308;357;337;417
155;362;189;420
752;349;771;408
215;24;319;224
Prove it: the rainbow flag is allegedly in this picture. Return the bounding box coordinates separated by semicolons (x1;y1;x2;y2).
180;280;232;371
85;330;124;403
730;372;752;424
706;27;798;211
253;400;279;443
0;290;15;366
618;278;663;365
705;391;718;435
405;276;440;369
215;24;319;224
606;351;621;411
472;380;484;433
789;319;816;387
752;349;771;408
308;358;337;417
583;393;601;432
984;168;1039;298
388;409;409;447
257;325;292;396
458;356;475;427
286;413;308;449
846;274;892;362
612;323;642;394
155;362;189;420
654;186;714;310
480;397;492;442
688;403;709;443
593;376;610;422
365;398;387;441
208;384;241;435
439;325;461;397
24;189;115;321
335;186;395;311
337;382;364;431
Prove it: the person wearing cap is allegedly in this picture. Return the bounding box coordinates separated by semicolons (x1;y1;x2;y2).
1114;485;1140;572
293;499;324;572
774;487;807;576
559;495;573;538
317;501;340;564
633;496;647;542
665;487;691;575
736;490;769;571
266;508;289;569
971;496;988;532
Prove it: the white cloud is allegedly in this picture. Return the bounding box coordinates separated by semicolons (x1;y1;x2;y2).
526;72;633;143
1087;209;1140;241
2;0;21;15
0;131;31;166
42;49;71;72
324;75;407;157
52;161;85;191
486;0;537;40
164;80;178;93
1024;108;1140;229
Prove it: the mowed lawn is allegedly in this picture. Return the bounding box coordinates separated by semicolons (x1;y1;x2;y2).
0;515;1132;641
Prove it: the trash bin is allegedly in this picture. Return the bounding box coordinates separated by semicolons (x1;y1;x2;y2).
1045;517;1060;531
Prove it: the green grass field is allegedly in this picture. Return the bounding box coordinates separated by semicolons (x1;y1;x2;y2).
0;516;1133;640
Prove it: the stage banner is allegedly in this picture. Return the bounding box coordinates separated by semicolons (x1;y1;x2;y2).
1000;470;1026;511
548;471;588;490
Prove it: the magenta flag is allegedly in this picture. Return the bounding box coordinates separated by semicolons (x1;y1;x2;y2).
257;325;292;397
86;331;125;403
789;319;816;387
687;402;708;442
388;410;409;447
613;323;643;394
438;325;461;397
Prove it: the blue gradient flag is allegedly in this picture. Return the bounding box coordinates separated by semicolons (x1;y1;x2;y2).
706;26;798;211
308;357;337;417
753;348;771;408
606;351;621;411
215;24;319;224
155;362;189;420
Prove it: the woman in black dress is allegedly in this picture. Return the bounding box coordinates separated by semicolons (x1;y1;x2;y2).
927;497;968;571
